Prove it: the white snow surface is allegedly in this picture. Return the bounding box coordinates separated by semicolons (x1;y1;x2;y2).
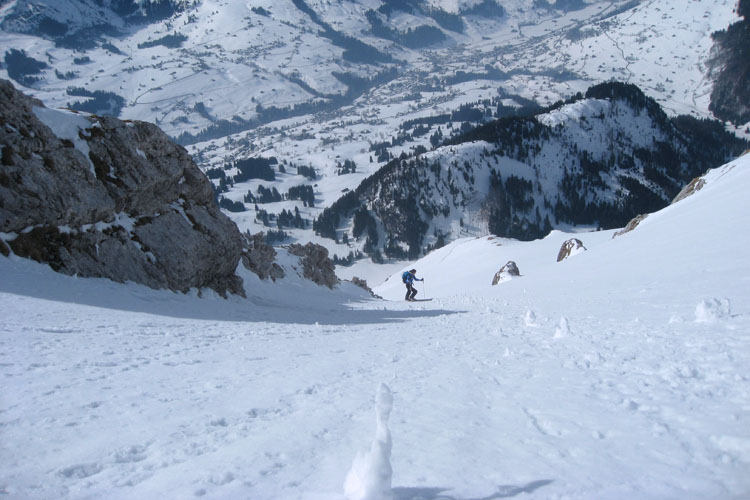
2;154;750;499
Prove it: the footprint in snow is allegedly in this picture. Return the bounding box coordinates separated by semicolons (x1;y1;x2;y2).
113;444;148;463
58;463;103;479
209;417;228;427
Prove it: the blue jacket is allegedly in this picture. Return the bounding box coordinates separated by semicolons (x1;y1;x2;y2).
402;271;422;285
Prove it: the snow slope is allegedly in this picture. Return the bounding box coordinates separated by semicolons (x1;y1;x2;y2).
1;155;749;498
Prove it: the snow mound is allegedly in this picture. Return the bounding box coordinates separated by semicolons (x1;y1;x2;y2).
695;298;732;323
554;317;571;339
344;383;394;500
524;309;537;327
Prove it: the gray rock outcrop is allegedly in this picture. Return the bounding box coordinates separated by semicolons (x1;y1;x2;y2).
241;232;285;281
556;238;586;261
349;276;382;299
0;79;243;295
492;260;520;285
287;242;339;289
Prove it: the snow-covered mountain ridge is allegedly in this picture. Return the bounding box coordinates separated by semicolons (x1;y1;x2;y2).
2;0;740;137
0;0;196;41
313;82;747;260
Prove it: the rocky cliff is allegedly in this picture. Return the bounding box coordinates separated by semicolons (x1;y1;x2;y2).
0;79;245;295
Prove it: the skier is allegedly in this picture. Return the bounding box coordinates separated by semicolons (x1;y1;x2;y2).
402;268;423;301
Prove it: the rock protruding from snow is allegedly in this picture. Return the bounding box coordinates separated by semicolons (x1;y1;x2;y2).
287;242;338;288
672;176;707;204
556;238;587;261
349;277;382;299
344;383;394;500
492;261;520;285
613;214;649;238
241;232;284;281
0;79;243;296
695;298;731;323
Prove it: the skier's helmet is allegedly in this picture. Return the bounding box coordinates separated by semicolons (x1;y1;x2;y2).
410;269;416;273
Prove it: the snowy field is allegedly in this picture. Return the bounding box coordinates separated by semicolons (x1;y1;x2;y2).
2;155;750;499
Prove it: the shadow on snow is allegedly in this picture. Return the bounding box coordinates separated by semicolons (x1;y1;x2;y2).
393;480;554;500
0;257;460;325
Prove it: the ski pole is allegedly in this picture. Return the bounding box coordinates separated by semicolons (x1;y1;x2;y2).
421;279;426;299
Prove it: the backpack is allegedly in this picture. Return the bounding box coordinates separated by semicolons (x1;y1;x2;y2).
402;271;410;284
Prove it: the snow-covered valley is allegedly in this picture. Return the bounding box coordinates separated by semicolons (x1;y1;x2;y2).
2;0;747;259
2;152;749;498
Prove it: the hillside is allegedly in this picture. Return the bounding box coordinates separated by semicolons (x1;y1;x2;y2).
1;0;746;260
709;0;750;126
314;82;746;260
375;152;750;301
1;149;748;499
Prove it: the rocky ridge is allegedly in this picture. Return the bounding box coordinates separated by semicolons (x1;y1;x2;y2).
1;79;340;296
0;79;245;295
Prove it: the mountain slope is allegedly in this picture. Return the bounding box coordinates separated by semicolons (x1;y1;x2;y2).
0;0;741;160
375;151;750;301
1;149;748;500
314;82;746;259
709;0;750;126
0;0;196;40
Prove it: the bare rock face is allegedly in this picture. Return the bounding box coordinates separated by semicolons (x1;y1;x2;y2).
241;232;285;281
492;260;520;285
612;214;648;239
0;79;243;295
556;238;586;262
288;242;339;289
349;276;381;298
671;176;706;204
